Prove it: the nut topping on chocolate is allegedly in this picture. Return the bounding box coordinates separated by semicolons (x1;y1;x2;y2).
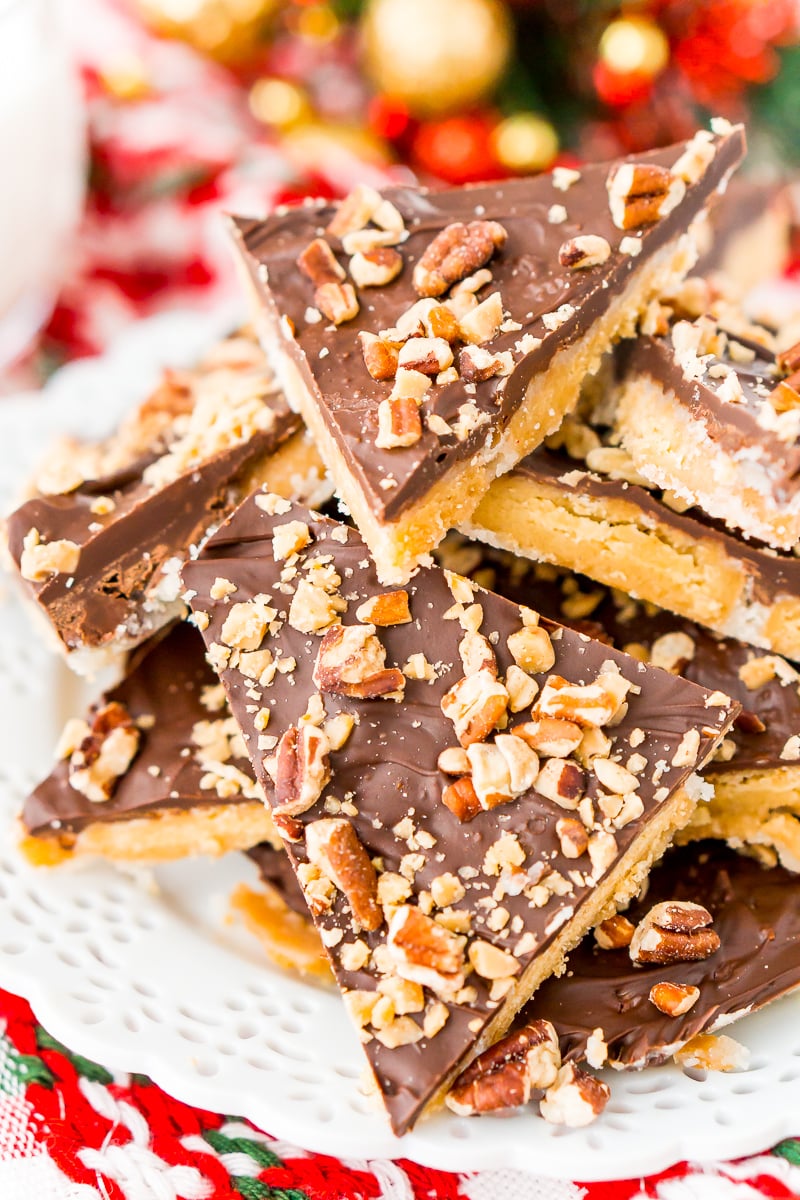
313;624;405;699
558;235;612;270
182;497;740;1136
630;900;720;965
274;724;331;817
305;818;382;931
649;981;700;1017
539;1063;610;1127
413;220;507;298
446;1020;560;1115
607;162;686;230
68;701;141;803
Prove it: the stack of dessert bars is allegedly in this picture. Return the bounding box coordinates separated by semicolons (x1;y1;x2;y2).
7;119;800;1136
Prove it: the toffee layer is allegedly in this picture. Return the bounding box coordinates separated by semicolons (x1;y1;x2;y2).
183;494;736;1135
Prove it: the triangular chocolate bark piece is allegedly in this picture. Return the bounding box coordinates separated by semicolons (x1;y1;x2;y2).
182;493;738;1134
230;124;744;582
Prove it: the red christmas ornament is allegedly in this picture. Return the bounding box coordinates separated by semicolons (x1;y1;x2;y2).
411;112;500;183
593;61;654;108
368;93;412;143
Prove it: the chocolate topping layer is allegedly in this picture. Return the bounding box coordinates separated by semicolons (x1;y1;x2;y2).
183;495;737;1135
443;539;800;775
511;446;800;608
247;842;307;915
232;128;744;523
22;622;261;839
523;841;800;1066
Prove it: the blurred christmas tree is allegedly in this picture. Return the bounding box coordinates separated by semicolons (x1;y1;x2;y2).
133;0;800;183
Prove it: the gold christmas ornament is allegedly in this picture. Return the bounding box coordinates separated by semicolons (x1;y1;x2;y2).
249;78;312;129
136;0;281;65
492;112;559;172
362;0;512;117
599;15;670;78
282;121;391;172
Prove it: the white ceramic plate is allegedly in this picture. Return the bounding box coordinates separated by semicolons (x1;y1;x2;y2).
1;308;799;1182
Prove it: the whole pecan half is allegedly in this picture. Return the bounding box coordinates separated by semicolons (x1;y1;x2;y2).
413;221;507;298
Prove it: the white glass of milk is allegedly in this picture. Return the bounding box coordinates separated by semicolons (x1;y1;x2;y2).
0;0;86;366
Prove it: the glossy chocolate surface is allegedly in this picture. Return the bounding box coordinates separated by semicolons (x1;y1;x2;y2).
445;539;800;776
23;622;260;838
523;841;800;1066
183;496;736;1135
233;128;744;522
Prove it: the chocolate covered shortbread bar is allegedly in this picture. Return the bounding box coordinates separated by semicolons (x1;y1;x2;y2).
231;124;744;582
611;319;800;550
182;494;737;1134
20;622;280;865
463;441;800;661
4;333;328;675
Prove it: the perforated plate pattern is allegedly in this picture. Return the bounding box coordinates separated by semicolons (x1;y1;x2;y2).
1;308;799;1181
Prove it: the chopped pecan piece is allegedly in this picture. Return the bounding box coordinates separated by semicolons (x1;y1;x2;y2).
19;529;80;582
649;981;700;1017
459;630;497;677
458;292;504;345
630;900;720;965
68;702;141;802
595;914;635;949
297;237;345;285
441;669;509;747
535;671;632;728
313;623;404;700
507;624;555;674
359;332;399;381
534;758;585;809
387;904;466;998
442;776;482;822
274;724;331;816
413;220;507;297
607;162;685;230
349;247;403;288
777;339;800;376
513;717;582;758
446;1020;561;1115
459;345;512;382
539;1064;610;1127
674;1032;750;1072
468;939;520;981
326;183;382;238
770;376;800;413
556;817;588;859
375;395;423;450
315;281;359;326
558;235;611;269
398;336;454;376
305;818;382;931
467;735;539;809
355;590;412;627
437;747;471;775
425;303;462;343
